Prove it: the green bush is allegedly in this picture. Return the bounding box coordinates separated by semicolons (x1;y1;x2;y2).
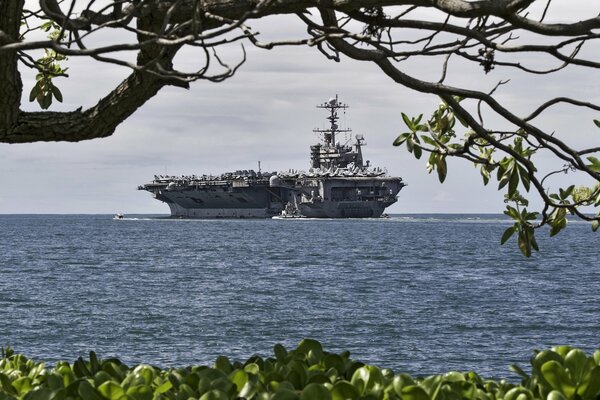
1;341;599;400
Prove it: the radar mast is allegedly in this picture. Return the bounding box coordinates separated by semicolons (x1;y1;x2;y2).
313;94;350;147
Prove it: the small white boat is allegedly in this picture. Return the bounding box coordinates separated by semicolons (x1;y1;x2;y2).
272;203;304;219
113;213;124;220
272;214;305;220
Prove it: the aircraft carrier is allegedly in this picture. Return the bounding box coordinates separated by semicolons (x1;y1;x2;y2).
138;96;405;218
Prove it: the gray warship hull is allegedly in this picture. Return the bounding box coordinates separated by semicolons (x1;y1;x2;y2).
300;201;387;218
142;178;285;218
139;96;405;218
296;177;397;218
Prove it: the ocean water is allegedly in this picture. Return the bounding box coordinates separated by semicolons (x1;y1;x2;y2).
0;214;599;379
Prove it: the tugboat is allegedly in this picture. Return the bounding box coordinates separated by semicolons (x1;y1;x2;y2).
138;96;405;218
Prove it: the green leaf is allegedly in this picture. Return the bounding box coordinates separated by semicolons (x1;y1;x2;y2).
243;363;260;375
39;92;53;110
229;369;248;393
594;119;600;129
550;218;567;237
586;156;600;173
125;385;152;400
541;360;576;398
23;388;53;400
97;381;124;400
73;358;91;378
300;383;332;400
402;385;431;400
102;362;125;381
12;377;32;396
563;185;575;199
592;219;600;232
547;390;568;400
480;167;490;186
503;387;531;400
89;351;100;374
497;163;506;182
77;380;104;400
510;364;530;380
413;144;422;160
580;366;600;398
29;85;40;103
350;366;383;396
508;168;520;197
209;377;234;395
517;230;531;257
274;344;287;361
501;226;516;245
532;350;563;377
530;232;539;252
498;175;510;191
402;113;413;130
443;371;465;382
49;82;63;103
46;372;64;390
426;153;437;174
0;373;16;395
240;380;258;398
132;365;154;385
406;137;414;153
286;361;307;390
214;356;232;373
393;133;411;147
564;349;590;386
421;136;437;147
323;354;345;375
271;388;300;400
436;157;447;183
331;381;358;400
517;165;530;192
392;374;415;396
421;375;443;400
199;389;229;400
155;380;172;394
307;373;330;385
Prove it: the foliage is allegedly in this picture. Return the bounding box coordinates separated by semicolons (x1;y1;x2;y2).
26;22;68;110
394;99;600;257
1;341;600;400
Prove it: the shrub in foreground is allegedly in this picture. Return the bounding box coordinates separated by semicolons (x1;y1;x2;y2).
0;340;599;400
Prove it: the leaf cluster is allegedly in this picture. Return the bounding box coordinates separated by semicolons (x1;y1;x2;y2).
3;342;600;400
501;205;538;257
393;101;600;257
27;22;68;110
393;100;463;184
511;346;600;400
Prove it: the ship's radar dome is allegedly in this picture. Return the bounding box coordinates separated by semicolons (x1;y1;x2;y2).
269;175;281;187
328;98;336;106
167;182;177;190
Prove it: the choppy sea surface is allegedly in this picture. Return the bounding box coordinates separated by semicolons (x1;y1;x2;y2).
1;214;599;378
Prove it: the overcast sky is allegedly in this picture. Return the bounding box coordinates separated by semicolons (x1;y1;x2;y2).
1;2;598;214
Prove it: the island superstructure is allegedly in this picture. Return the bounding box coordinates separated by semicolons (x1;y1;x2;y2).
138;96;405;218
